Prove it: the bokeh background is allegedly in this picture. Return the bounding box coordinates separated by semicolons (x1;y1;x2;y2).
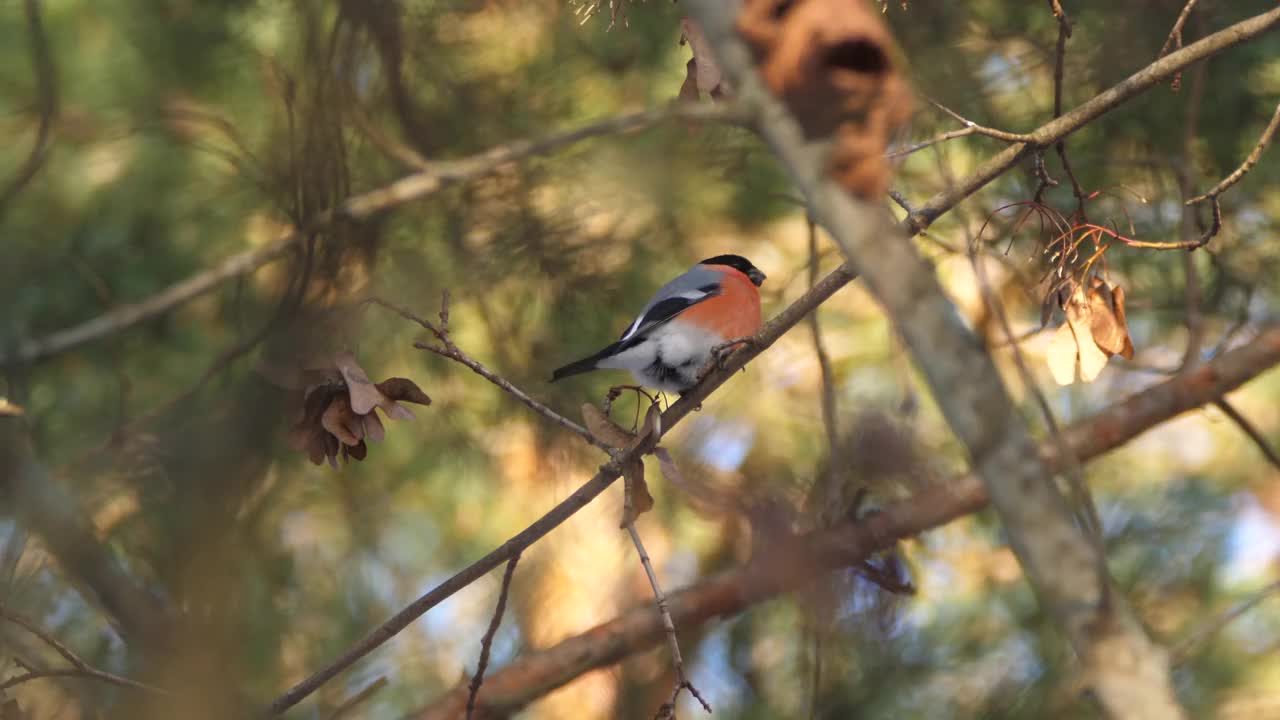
2;1;1279;718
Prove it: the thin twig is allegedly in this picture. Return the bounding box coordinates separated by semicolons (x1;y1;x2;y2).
267;260;862;716
414;325;1280;718
0;606;164;694
625;522;710;718
692;0;1182;712
807;219;839;454
466;554;521;720
967;241;1105;585
4;102;745;366
1213;398;1280;471
1186;102;1280;205
365;296;613;452
1041;0;1087;213
268;12;1280;710
899;98;1039;162
1178;61;1208;372
926;98;1037;143
1172;580;1280;664
905;5;1280;233
1159;0;1202;59
325;676;388;720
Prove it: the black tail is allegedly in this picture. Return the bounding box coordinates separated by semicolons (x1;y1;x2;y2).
550;343;620;382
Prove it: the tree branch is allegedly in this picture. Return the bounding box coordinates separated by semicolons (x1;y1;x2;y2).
1159;0;1203;59
366;296;613;452
1172;580;1280;665
1186;101;1280;205
466;555;520;720
691;1;1187;716
1212;398;1280;472
414;323;1280;719
266;251;861;717
904;5;1280;233
4;103;745;366
0;429;173;652
624;521;710;718
267;10;1280;711
0;606;164;694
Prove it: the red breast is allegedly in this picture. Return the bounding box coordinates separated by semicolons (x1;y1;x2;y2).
677;265;763;339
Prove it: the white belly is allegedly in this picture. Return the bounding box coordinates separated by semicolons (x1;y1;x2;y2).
596;321;719;392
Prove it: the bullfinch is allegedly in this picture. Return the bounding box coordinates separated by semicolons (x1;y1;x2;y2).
551;254;766;392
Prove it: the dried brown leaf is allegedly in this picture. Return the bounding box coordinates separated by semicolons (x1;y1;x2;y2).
324;432;340;469
0;398;24;417
654;447;684;488
1047;322;1079;386
1075;324;1109;382
321;396;364;446
334;351;382;415
636;403;662;447
362;410;385;443
1086;277;1135;359
620;457;654;527
1048;283;1112;384
582;403;634;449
305;432;327;466
376;377;432;406
737;0;913;198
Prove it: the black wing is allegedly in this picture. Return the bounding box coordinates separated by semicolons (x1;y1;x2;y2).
550;283;720;383
616;283;721;349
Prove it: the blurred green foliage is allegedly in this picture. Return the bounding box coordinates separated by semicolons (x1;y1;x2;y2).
2;1;1279;718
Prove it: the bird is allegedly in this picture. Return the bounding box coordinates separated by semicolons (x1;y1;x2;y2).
551;254;766;393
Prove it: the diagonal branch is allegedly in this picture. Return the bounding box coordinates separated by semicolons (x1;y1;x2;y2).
266;254;862;717
414;324;1280;719
1212;398;1280;472
367;296;612;452
1172;579;1280;664
264;8;1280;707
903;5;1280;234
466;555;520;720
690;1;1185;716
0;606;164;694
266;9;1280;710
4;103;745;366
1186;101;1280;205
16;4;1278;367
0;429;173;652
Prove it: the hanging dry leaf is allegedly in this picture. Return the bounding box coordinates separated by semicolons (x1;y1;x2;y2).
321;396;364;446
335;351;380;414
0;397;23;417
1045;282;1113;385
582;403;635;449
737;0;913;198
582;401;661;525
620;456;655;527
653;447;684;489
1046;323;1079;386
288;354;430;467
1086;277;1135;359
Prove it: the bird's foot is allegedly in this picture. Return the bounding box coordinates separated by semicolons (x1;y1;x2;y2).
710;336;759;369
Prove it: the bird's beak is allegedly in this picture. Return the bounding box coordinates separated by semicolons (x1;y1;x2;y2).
748;269;767;286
